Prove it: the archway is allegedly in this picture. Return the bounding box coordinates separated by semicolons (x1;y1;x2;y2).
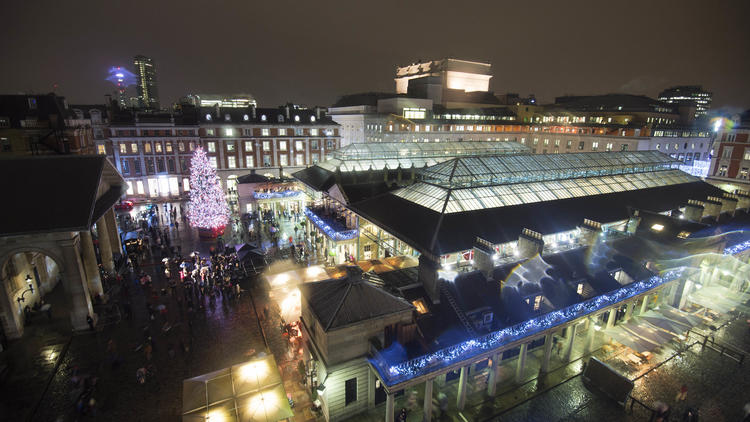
0;236;96;340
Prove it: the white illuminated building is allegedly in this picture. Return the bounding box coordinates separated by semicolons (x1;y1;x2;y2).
394;58;492;96
182;93;258;109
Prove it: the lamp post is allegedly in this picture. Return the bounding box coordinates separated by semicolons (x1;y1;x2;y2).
17;274;35;304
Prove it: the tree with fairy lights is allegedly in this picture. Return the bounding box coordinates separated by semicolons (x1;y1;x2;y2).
187;147;229;238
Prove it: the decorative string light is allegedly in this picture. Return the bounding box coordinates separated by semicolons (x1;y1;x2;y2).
371;268;685;385
253;190;302;200
303;208;358;241
724;240;750;255
186;147;229;230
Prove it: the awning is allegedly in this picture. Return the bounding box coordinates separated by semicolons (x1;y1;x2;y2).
182;355;293;422
689;286;750;314
606;328;659;353
656;305;702;328
640;313;690;334
621;318;677;345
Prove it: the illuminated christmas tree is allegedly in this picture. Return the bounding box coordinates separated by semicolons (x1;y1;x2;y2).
187;147;229;237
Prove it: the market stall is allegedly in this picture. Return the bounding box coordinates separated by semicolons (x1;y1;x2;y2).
182;355;293;422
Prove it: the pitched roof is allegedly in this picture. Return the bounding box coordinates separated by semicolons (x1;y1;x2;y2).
0;155;126;236
299;276;414;331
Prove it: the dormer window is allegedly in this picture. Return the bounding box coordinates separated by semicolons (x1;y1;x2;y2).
261;114;267;122
224;114;231;122
205;114;212;121
278;115;284;123
294;115;300;122
243;114;249;121
310;116;316;123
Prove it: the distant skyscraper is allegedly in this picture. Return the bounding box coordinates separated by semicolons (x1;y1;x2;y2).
658;85;712;118
133;55;159;109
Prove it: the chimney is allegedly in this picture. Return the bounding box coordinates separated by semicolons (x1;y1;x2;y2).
580;219;603;243
251;105;256;119
315;106;321;120
285;105;290;120
418;254;440;304
472;237;495;278
683;200;704;221
702;197;722;221
517;228;544;259
214;104;220;119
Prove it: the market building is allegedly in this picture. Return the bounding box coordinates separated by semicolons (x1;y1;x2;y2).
0;155;126;342
291;148;750;421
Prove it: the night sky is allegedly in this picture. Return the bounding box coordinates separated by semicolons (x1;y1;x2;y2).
2;0;749;110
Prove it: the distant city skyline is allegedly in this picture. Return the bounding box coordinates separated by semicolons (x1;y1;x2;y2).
1;0;748;110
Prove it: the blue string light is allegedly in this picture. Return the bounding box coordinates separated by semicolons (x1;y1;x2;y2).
724;240;750;255
304;207;358;241
253;190;303;200
370;268;685;386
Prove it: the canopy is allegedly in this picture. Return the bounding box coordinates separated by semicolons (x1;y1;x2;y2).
621;318;677;345
689;285;750;314
640;313;690;334
383;255;419;270
182;355;292;422
606;328;659;354
656;305;702;328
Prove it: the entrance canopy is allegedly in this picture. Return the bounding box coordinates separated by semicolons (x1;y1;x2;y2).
182;355;293;422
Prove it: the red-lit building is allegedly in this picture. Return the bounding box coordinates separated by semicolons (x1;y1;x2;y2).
707;111;750;191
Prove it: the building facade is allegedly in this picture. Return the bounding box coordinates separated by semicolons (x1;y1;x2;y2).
102;105;340;201
658;85;712;119
707;112;750;191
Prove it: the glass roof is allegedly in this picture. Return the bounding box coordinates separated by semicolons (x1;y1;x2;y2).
396;169;698;213
421;151;681;188
318;141;529;172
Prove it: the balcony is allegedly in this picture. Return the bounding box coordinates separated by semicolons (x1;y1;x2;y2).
304;206;358;241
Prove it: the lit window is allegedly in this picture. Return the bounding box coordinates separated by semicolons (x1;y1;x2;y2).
651;223;664;232
280;155;288;166
97;144;106;155
262;128;270;136
205;114;212;121
295;154;304;166
279;141;287;151
533;295;542;311
243;114;249;121
224;128;234;137
183;178;189;191
656;143;661;150
165;142;172;153
677;231;691;239
207;142;216;153
294;115;300;122
145;143;152;153
412;299;428;314
209;156;217;168
310;115;316;122
576;283;583;295
226;140;235;152
278;128;286;136
228;156;236;168
245;141;253;152
155;143;163;153
245;156;254;167
119;144;127;154
310;128;318;136
261;114;267;122
263;141;270;151
591;141;599;151
206;128;215;136
178;142;185;152
131;143;138;153
295;141;303;151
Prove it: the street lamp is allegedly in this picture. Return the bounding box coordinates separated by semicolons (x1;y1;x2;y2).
17;275;35;304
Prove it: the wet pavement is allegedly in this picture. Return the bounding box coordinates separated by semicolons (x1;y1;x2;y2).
0;203;320;422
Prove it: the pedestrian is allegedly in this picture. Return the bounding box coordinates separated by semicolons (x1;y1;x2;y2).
555;340;563;356
86;314;94;331
675;384;688;401
397;407;408;422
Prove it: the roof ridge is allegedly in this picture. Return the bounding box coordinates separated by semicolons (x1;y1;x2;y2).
325;279;353;331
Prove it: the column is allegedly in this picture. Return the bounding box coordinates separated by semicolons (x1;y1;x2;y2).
423;378;433;422
584;317;596;354
385;393;395;422
564;323;577;362
640;294;650;314
79;230;103;297
606;308;617;329
96;217;114;273
624;301;635;322
540;333;554;373
58;238;96;331
104;209;122;256
515;343;528;384
487;353;500;396
456;365;469;411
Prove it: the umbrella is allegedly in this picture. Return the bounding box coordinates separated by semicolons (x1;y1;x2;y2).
357;259;396;274
657;306;702;328
238;384;294;422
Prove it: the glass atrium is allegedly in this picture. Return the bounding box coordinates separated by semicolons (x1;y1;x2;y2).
318;141;529;172
395;151;698;213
